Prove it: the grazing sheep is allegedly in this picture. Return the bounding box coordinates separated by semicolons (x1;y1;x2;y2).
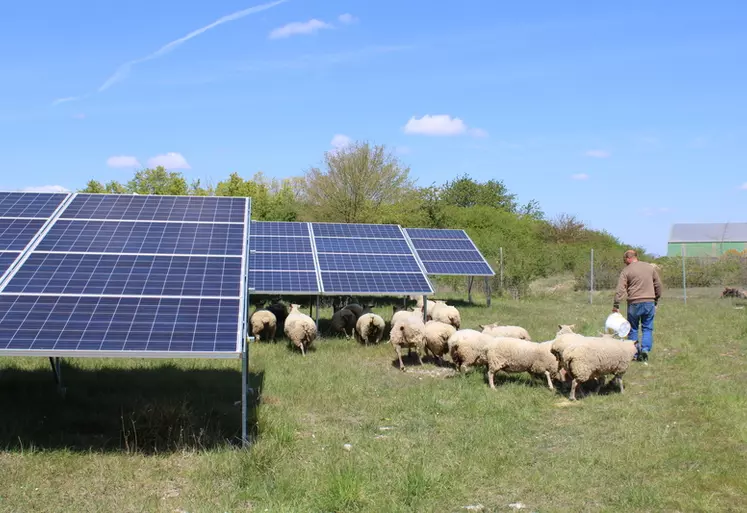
330;308;357;338
429;301;461;329
480;323;531;340
391;307;420;327
249;308;277;343
721;286;747;299
563;338;638;400
447;329;497;372
423;320;457;365
485;337;562;390
409;295;437;320
354;313;386;346
342;303;364;319
284;304;317;356
265;301;289;335
390;317;427;371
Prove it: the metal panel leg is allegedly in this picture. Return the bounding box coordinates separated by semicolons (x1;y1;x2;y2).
241;346;249;447
48;357;65;397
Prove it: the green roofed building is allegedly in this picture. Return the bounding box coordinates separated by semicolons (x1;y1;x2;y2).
668;223;747;257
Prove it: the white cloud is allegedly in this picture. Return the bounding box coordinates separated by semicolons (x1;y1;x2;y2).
338;13;358;24
269;19;333;39
330;134;353;150
21;185;70;193
468;127;489;138
147;152;191;170
740;182;747;190
403;115;467;136
107;155;141;168
571;173;589;180
584;149;611;158
51;96;81;106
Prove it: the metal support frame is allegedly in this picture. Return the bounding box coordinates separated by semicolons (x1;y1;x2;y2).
240;340;250;447
467;276;474;304
422;296;428;323
315;296;320;328
48;356;65;397
485;277;492;307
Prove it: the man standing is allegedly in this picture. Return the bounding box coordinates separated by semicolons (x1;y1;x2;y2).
613;249;662;362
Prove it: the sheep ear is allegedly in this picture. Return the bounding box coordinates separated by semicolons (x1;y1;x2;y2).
558;324;563;330
479;324;484;330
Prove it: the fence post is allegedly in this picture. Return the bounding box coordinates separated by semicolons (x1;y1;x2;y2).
681;243;687;304
590;248;594;304
499;247;504;292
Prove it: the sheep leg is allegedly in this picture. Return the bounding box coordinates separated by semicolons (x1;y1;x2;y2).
569;379;579;400
300;343;306;356
544;370;555;390
488;369;496;389
616;374;624;393
269;326;276;342
395;345;406;371
416;348;424;366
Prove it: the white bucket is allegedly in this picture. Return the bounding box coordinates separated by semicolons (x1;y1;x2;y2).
605;312;631;338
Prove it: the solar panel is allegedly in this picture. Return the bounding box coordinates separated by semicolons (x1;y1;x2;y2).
36;220;245;255
404;228;495;276
0;252;18;276
60;194;246;223
0;192;69;219
0;219;47;251
248;221;321;294
0;193;250;358
311;222;433;295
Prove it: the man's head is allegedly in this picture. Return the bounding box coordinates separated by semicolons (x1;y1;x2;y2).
623;249;638;265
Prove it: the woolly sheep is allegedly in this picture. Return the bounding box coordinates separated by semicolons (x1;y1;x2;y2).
284;303;317;356
342;303;364;319
480;323;531;340
429;301;461;329
391;307;421;327
423;320;457;365
485;337;562;390
447;329;497;372
265;301;289;324
249;308;277;343
409;295;437;320
563;338;638;400
390;317;427;371
330;308;357;338
354;313;386;346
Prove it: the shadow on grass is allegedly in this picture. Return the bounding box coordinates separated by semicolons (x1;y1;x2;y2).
0;361;264;453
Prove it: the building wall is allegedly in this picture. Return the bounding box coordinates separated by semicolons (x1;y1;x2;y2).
667;241;747;257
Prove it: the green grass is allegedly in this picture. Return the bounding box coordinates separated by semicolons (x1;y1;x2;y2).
1;288;747;512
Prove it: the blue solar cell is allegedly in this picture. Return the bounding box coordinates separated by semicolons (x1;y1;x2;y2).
0;252;19;276
314;237;411;254
249;236;312;253
406;228;468;240
318;253;421;272
0;192;69;218
60;194;247;223
36;220;245;255
4;253;241;297
250;221;309;237
320;272;432;294
417;249;486;262
410;238;476;251
312;223;402;238
422;261;494;275
0;219;46;251
248;271;319;293
0;295;239;353
249;252;315;271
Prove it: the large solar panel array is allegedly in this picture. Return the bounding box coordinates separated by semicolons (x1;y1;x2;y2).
404;228;495;276
0;193;250;358
0;192;70;284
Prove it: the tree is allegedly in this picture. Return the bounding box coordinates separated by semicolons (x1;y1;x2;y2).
215;172;271;218
80;180;106;193
440;174;517;212
127;167;188;195
300;141;414;223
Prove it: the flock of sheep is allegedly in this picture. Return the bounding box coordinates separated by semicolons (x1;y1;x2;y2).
249;295;638;401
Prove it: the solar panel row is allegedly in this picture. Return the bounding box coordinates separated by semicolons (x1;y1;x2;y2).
404;228;495;276
0;193;250;358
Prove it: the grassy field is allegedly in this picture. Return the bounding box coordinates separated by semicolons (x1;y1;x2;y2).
1;288;746;512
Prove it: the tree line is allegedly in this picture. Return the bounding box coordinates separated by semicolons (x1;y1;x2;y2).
82;141;646;296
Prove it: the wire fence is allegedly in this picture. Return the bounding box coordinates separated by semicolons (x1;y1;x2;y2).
440;246;747;304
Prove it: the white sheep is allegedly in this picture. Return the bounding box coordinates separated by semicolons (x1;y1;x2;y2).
390;317;427;371
354;313;386;346
409;295;438;320
423;320;457;365
563;338;638;400
284;303;317;356
485;337;562;390
429;301;461;329
480;323;531;340
249;308;277;343
447;329;497;372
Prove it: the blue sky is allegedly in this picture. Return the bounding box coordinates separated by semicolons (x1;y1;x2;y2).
2;0;746;256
